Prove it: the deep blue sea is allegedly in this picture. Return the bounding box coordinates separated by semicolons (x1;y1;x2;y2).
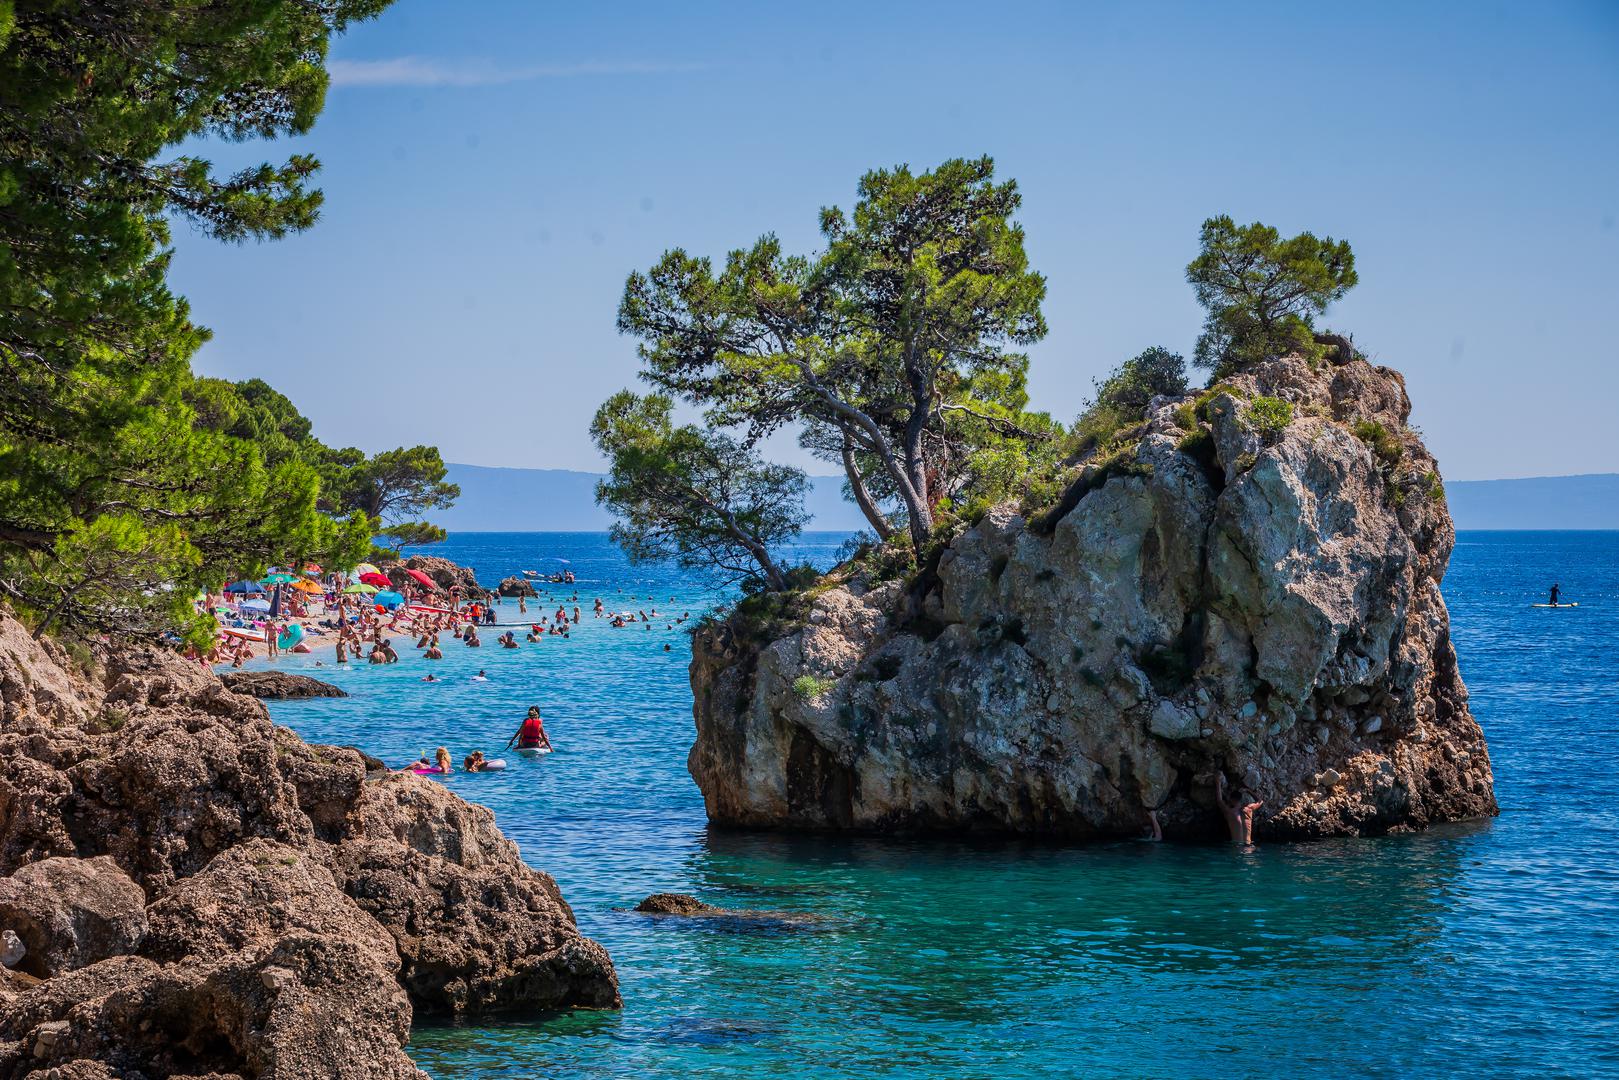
255;531;1619;1078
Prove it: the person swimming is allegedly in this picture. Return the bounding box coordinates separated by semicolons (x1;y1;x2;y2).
463;750;489;772
507;706;552;751
1215;773;1262;846
422;673;438;682
472;669;488;681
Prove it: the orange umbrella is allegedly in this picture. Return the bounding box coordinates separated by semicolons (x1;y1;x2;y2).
290;579;324;594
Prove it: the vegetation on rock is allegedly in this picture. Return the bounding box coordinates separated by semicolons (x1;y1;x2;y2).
1186;215;1357;379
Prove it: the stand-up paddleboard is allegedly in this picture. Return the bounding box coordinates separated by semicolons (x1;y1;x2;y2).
1532;602;1579;608
514;746;552;758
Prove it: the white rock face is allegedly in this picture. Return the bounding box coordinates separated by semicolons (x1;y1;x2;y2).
689;356;1497;840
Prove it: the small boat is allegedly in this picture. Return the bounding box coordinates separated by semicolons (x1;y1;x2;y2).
522;570;539;578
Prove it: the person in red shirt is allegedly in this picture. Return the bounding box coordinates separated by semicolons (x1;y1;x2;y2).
507;706;552;751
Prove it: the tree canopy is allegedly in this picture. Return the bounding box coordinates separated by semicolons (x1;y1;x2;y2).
591;391;808;591
617;156;1052;549
1186;215;1357;378
0;0;394;641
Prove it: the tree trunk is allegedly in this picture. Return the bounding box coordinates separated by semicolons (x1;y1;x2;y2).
902;385;933;549
841;433;894;541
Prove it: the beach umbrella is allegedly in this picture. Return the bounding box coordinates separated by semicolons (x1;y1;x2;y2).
302;563;322;574
359;571;392;588
343;583;377;595
261;572;297;585
290;579;323;594
224;580;260;594
355;562;380;576
240;598;271;612
374;590;405;609
403;568;436;590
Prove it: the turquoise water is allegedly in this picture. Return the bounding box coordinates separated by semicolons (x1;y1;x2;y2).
258;531;1619;1078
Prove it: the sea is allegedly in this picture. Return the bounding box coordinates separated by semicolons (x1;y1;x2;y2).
255;530;1619;1078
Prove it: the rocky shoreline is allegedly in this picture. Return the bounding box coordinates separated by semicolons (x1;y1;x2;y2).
0;608;617;1078
689;355;1497;841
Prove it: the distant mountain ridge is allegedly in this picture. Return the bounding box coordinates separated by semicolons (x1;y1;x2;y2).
437;463;870;532
437;464;1619;533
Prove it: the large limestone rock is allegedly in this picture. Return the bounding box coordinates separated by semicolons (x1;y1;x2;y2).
497;575;538;597
0;610;617;1078
690;356;1496;841
0;858;147;979
383;555;481;597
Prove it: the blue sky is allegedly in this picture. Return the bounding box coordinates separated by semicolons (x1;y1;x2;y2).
169;1;1619;480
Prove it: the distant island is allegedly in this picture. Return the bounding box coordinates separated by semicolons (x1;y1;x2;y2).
437;463;1619;533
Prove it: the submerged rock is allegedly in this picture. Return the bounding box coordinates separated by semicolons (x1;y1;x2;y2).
0;609;618;1078
631;893;826;929
689;355;1496;842
220;670;348;699
635;893;716;915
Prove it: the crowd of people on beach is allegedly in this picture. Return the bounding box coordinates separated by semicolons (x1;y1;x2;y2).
194;562;698;777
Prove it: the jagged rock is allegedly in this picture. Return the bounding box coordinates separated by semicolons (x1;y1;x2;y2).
331;777;620;1015
497;575;538;597
0;858;147;979
0;608;617;1077
382;555;481;598
689;355;1496;841
219;671;348;699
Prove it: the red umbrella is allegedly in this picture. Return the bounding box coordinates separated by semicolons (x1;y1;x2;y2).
359;572;392;588
404;568;436;590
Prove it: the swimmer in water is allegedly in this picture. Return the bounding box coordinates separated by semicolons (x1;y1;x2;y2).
507;706;553;752
472;669;488;682
1215;773;1262;846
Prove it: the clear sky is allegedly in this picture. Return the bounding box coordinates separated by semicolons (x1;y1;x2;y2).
169;0;1619;481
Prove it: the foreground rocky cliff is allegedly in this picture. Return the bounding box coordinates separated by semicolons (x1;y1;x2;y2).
691;354;1496;841
0;611;617;1079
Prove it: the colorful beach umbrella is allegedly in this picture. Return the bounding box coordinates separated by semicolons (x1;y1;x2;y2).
355;562;380;576
359;571;392;588
374;590;405;609
343;583;377;595
403;568;436;589
240;598;271;612
261;572;297;585
224;580;261;594
290;579;323;594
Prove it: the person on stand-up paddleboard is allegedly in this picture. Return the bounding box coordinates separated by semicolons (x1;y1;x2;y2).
1549;583;1561;606
507;706;553;752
